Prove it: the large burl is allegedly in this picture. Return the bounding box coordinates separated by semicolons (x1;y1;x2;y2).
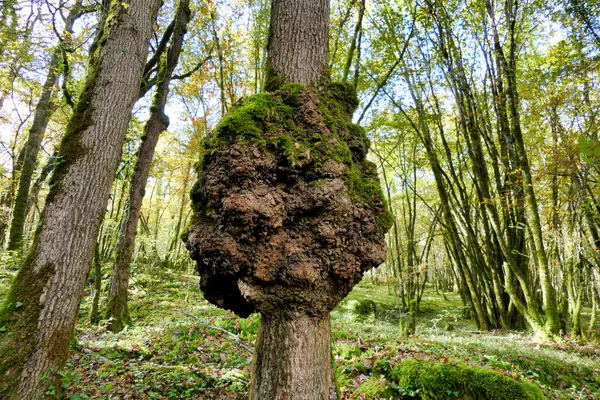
184;82;392;399
185;83;391;316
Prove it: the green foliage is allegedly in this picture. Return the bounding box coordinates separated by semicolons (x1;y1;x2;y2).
578;135;600;167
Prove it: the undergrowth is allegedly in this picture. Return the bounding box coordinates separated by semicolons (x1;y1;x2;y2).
0;265;598;399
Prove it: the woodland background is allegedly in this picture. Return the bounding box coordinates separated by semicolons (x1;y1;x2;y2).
0;0;599;398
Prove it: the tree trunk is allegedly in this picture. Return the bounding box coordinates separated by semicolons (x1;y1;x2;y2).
7;2;87;250
166;158;193;265
243;1;339;397
265;0;329;88
90;241;103;325
250;314;337;400
6;48;60;250
105;0;191;333
0;1;161;398
342;0;365;83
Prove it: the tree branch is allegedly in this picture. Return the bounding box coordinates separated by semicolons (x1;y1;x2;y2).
174;308;254;355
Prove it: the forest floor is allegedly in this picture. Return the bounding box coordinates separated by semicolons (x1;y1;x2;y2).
1;265;599;399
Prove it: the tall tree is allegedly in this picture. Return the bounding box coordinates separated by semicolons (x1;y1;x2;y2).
0;1;161;397
186;0;392;398
105;0;192;333
7;1;92;250
240;2;335;396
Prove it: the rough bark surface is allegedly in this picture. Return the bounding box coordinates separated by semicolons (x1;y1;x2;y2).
185;85;392;398
185;87;391;318
0;1;161;398
250;314;336;400
105;0;191;333
266;0;329;87
186;0;391;397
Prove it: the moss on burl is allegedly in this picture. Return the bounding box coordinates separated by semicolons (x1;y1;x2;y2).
192;83;392;231
185;83;392;317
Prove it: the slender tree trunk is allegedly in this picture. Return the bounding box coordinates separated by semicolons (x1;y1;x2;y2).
7;3;87;250
0;1;161;398
25;149;56;219
589;285;598;332
105;0;191;332
208;8;228;116
6;48;60;250
250;314;336;400
167;158;193;263
90;241;103;325
342;0;365;83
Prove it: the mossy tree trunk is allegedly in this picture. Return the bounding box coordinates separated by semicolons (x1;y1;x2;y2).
104;0;191;333
6;47;60;250
0;1;161;398
6;2;89;251
166;158;193;265
484;0;560;336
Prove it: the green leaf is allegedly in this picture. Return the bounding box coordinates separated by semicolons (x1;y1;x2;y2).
15;301;23;308
0;326;7;332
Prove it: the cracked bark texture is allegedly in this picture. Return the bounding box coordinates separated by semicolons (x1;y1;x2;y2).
265;0;329;87
0;1;161;398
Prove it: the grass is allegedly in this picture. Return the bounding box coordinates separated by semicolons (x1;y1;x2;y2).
1;262;599;399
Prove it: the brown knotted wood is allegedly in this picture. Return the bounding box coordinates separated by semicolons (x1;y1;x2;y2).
185;1;391;398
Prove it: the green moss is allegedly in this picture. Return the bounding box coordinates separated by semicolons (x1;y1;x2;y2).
354;377;388;397
387;360;546;400
0;256;55;397
263;60;285;92
192;82;393;234
47;2;129;206
323;82;359;115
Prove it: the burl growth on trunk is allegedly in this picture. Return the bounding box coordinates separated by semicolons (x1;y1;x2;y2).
184;83;392;318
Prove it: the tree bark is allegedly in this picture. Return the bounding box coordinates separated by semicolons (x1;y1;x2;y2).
105;0;191;333
242;1;341;397
90;240;103;325
6;48;60;250
265;0;329;88
250;314;337;400
0;1;161;398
